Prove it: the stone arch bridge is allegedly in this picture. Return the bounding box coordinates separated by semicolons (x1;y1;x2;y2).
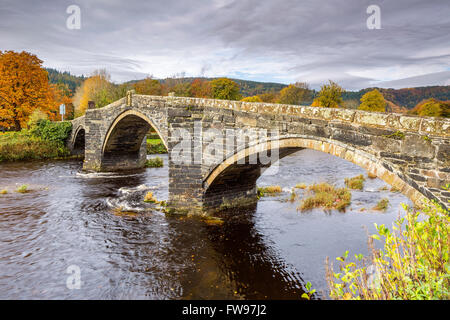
68;93;450;213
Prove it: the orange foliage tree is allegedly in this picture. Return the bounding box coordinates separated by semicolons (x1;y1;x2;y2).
73;70;113;116
190;79;212;98
0;51;60;130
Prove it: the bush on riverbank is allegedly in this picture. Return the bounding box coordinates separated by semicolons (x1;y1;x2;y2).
325;200;449;300
298;183;351;211
0;120;72;162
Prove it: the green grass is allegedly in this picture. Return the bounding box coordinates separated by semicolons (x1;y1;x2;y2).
145;157;164;168
146;138;167;154
345;174;365;190
298;183;351;211
0;129;70;162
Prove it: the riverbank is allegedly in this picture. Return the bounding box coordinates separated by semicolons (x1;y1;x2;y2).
0;120;72;162
146;137;167;154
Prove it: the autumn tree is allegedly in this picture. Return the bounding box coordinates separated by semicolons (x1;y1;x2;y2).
49;83;74;120
0;51;60;130
278;82;310;105
190;79;212;98
358;89;386;112
134;77;163;96
410;98;450;118
241;95;263;102
258;92;279;103
73;69;115;116
210;78;241;100
313;80;344;108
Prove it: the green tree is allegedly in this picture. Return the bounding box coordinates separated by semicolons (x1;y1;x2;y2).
210;78;241;100
278;82;310;105
358;89;386;112
315;80;344;108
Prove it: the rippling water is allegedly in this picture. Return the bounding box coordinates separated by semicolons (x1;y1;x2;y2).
0;150;412;299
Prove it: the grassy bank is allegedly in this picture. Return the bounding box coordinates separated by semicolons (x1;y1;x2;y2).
0;120;72;162
146;138;167;154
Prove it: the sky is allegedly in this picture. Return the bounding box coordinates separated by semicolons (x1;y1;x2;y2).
0;0;449;90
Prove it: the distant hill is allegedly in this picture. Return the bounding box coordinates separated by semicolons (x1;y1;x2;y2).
48;69;450;109
46;68;86;94
342;86;450;109
154;77;287;97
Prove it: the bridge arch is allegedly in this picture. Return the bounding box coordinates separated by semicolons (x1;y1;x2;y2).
203;136;427;209
101;109;168;171
72;125;86;155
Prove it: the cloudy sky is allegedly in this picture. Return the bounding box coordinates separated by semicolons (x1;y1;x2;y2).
1;0;449;90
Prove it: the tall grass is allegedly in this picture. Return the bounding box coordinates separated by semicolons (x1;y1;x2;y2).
345;174;365;190
325;201;449;300
298;183;351;211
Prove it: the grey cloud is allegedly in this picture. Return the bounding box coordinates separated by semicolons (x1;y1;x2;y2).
0;0;449;89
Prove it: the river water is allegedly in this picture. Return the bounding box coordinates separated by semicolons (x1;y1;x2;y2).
0;149;412;299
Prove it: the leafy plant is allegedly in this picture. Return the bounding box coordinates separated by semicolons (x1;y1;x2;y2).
325;200;449;300
30;119;72;142
301;282;316;300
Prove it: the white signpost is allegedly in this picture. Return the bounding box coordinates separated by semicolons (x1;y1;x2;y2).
59;104;66;121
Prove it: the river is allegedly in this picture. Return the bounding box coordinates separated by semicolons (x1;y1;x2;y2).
0;149;412;299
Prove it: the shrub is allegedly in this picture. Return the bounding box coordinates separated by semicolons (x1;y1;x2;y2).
145;157;163;168
298;183;351;211
0;189;7;194
27;109;48;128
345;174;365;190
31;119;72;142
325;201;449;300
295;183;307;189
373;198;389;211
